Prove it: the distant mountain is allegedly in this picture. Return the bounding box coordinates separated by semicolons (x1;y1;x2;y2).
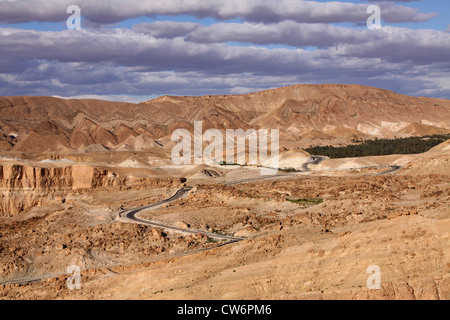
1;84;449;154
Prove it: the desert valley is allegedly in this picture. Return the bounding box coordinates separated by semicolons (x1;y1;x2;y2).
0;84;449;300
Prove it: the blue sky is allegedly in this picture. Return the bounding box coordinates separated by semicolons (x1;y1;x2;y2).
4;1;448;32
0;0;448;102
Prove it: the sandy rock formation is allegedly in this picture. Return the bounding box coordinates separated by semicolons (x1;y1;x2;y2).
1;85;449;153
0;163;178;216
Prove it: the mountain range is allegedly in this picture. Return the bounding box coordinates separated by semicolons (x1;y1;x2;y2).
1;84;449;154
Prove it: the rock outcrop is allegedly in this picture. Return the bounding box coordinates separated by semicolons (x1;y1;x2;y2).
0;164;177;216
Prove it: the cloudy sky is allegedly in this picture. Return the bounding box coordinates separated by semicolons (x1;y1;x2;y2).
0;0;449;102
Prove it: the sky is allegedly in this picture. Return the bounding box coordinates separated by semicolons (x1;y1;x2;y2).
0;0;448;103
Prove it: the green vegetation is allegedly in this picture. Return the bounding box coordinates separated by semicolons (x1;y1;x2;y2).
279;167;302;173
218;161;244;166
305;134;450;159
211;228;234;237
220;162;301;172
287;198;324;205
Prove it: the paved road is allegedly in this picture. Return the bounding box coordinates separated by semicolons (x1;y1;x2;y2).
0;276;52;286
374;165;402;175
116;157;402;249
224;173;295;186
120;187;244;242
301;155;402;176
119;156;329;241
301;156;327;172
224;155;327;186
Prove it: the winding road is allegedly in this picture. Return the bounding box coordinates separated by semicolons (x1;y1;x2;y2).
117;156;326;243
119;187;243;242
302;156;327;172
0;156;402;286
375;165;402;175
119;155;402;239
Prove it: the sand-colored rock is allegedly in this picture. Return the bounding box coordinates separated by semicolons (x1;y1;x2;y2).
1;84;450;153
0;85;448;300
0;162;180;216
72;165;94;190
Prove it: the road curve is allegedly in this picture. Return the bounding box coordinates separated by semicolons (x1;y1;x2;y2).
224;173;294;186
302;156;327;172
375;165;402;175
119;187;244;242
119;155;400;241
302;155;402;176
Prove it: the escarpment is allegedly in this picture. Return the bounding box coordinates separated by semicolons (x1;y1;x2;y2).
0;164;177;216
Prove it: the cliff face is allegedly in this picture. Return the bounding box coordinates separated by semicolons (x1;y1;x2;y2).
0;165;72;216
0;164;176;216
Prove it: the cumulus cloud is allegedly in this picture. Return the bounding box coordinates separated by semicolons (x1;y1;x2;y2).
337;27;450;64
0;0;436;24
0;24;448;99
0;0;447;100
187;21;374;47
133;21;200;38
2;24;448;68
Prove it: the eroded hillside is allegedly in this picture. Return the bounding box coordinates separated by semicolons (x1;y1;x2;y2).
1;84;450;154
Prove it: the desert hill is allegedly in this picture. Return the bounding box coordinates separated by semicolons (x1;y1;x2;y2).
1;84;449;154
0;86;449;300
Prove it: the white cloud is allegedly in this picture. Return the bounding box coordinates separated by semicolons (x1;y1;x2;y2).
0;1;447;100
0;0;436;24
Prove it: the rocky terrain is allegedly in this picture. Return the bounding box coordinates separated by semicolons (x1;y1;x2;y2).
0;143;448;300
0;163;181;216
0;85;449;300
1;85;450;155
